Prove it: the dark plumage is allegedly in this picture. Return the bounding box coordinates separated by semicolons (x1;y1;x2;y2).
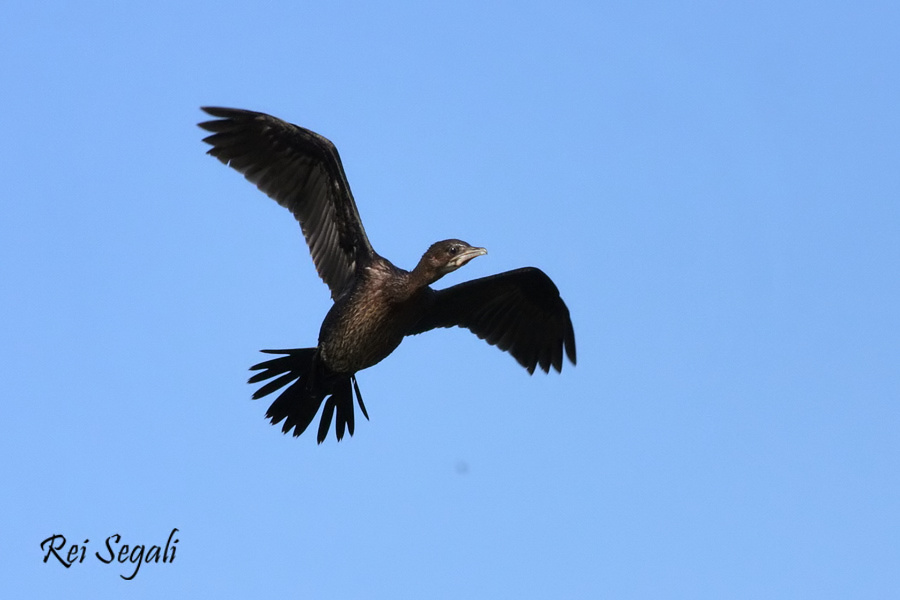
199;107;576;443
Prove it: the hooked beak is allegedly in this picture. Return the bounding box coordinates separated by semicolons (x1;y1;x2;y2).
450;246;487;269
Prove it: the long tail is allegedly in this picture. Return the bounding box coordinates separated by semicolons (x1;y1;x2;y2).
248;348;369;443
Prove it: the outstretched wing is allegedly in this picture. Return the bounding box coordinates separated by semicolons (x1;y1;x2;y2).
411;267;576;374
199;107;375;299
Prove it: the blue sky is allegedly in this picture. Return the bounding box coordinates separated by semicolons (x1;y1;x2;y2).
2;0;899;597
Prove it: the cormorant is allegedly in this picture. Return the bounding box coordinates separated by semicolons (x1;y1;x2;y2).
199;107;576;443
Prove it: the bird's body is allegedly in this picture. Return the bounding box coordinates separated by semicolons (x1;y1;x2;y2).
318;258;426;374
199;107;576;443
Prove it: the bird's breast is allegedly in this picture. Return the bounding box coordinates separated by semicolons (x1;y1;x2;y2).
317;279;429;374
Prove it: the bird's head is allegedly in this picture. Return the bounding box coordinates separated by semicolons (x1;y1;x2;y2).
415;239;487;284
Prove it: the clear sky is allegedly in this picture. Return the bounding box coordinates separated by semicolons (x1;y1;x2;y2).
2;0;899;597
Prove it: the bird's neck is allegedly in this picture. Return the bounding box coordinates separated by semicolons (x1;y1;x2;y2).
409;258;444;289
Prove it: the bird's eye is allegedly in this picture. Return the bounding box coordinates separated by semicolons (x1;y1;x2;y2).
448;245;459;255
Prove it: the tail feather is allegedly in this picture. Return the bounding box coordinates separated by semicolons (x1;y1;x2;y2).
248;348;369;443
317;396;337;443
268;378;322;438
334;377;354;440
249;349;312;383
251;372;298;400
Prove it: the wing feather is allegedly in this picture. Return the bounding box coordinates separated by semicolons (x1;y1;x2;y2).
410;267;576;374
199;107;375;299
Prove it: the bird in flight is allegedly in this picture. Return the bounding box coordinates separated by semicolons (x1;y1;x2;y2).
199;107;576;443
